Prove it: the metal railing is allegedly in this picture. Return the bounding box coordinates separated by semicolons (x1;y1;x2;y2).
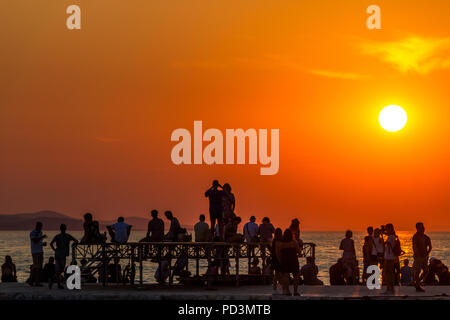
72;241;316;286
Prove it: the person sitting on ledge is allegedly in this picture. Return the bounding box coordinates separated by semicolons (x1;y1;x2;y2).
437;265;450;285
300;257;323;285
164;210;181;241
224;216;243;243
80;259;97;283
329;258;346;285
81;213;106;244
249;257;262;275
264;257;274;276
155;254;171;284
42;257;56;286
423;257;439;285
194;214;210;242
107;217;132;244
107;258;122;283
400;259;413;286
1;255;17;283
146;209;165;242
244;216;259;243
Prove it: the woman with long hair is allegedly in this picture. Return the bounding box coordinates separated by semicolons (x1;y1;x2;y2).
289;218;303;247
221;183;235;222
276;229;302;296
1;255;17;282
271;228;283;294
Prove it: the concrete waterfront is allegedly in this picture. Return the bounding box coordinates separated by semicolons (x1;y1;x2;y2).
1;283;450;300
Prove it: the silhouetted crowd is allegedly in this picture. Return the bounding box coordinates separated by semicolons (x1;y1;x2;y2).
330;222;450;294
1;180;449;296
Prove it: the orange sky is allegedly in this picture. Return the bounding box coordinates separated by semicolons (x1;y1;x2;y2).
1;0;450;230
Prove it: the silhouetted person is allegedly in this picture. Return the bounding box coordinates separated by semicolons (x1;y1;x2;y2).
351;258;361;285
264;258;274;276
244;216;259;243
366;226;375;264
412;222;432;292
259;217;275;243
362;235;372;283
213;239;230;275
249;257;261;275
80;259;97;283
1;255;16;282
224;216;243;242
423;257;439;285
164;211;181;241
173;251;189;277
271;228;283;294
29;221;47;287
329;258;346;285
400;259;413;286
383;223;400;294
147;209;164;241
222;183;236;221
276;229;302;296
107;217;132;243
436;262;450;285
81;212;105;244
194;214;210;242
107;258;122;283
50;223;78;289
371;228;384;267
367;226;374;237
205;180;225;238
340;230;356;266
289;218;302;245
42;257;56;286
300;257;323;285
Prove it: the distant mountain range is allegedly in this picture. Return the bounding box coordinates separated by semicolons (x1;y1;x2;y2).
0;210;151;231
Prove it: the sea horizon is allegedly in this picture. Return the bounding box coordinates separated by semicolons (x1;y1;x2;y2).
2;230;450;286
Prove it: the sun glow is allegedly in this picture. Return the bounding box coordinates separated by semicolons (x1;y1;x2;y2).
379;105;407;132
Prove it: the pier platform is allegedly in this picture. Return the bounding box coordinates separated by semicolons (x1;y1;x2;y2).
1;283;450;300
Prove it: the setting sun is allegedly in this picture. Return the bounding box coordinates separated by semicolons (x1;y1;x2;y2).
379;105;408;132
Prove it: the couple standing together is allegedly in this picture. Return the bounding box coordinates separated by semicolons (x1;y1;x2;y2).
204;180;235;239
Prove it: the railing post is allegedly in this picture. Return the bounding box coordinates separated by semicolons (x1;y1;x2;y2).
261;243;266;275
72;243;77;265
139;244;143;285
247;243;251;274
168;244;174;286
195;246;200;277
102;243;107;287
235;244;239;286
157;244;162;284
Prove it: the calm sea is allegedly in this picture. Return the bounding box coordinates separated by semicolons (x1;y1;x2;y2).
2;230;450;285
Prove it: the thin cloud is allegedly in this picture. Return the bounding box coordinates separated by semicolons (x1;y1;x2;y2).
359;36;450;74
308;69;368;80
95;137;123;143
170;60;230;69
171;55;369;80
